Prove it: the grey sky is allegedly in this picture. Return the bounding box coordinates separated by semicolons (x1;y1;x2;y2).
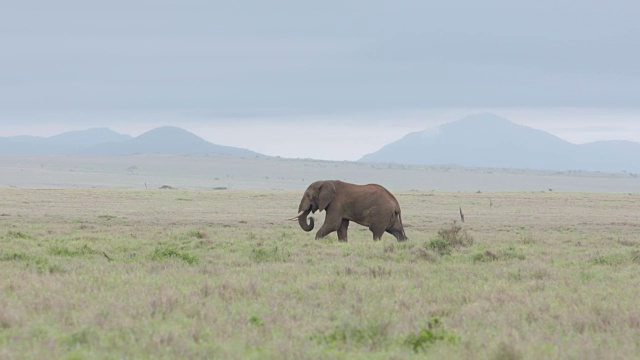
2;1;639;160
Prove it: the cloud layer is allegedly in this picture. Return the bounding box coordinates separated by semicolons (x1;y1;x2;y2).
2;0;639;117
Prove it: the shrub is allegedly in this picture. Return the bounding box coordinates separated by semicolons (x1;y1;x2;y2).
473;248;525;262
250;246;290;263
97;215;118;221
6;231;31;239
151;247;199;265
493;341;523;360
64;329;92;349
412;247;439;262
186;230;208;239
426;238;452;256
30;257;65;274
403;317;459;353
472;251;497;263
499;246;526;261
590;252;627;266
368;265;391;278
315;319;391;350
48;244;98;257
249;315;264;327
437;221;474;247
0;252;30;261
425;221;474;256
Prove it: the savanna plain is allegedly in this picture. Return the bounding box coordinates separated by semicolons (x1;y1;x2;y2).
2;187;640;359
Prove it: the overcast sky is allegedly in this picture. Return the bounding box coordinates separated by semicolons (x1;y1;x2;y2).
2;1;639;160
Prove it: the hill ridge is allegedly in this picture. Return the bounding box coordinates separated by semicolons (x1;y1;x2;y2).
0;126;264;158
360;113;640;173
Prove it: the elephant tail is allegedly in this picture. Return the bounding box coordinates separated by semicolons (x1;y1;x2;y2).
396;210;407;240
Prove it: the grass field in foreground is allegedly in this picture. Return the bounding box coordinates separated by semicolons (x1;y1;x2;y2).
1;188;639;359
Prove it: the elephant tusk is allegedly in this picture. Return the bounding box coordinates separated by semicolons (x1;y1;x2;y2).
286;210;306;221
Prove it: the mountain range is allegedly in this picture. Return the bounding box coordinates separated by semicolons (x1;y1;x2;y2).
0;126;261;158
360;113;640;173
1;115;639;173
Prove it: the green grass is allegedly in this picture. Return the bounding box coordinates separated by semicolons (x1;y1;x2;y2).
403;318;459;353
0;188;639;359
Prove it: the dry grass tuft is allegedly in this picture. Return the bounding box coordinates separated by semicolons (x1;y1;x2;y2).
492;341;523;360
0;306;19;329
437;221;474;248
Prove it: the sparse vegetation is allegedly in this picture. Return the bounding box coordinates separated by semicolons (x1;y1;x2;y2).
437;221;474;247
249;245;291;263
0;188;639;359
5;230;32;239
425;221;474;256
472;247;526;262
150;247;199;265
315;317;392;350
403;318;459;353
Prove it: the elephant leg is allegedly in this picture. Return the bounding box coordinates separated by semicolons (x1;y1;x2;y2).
369;224;385;241
314;226;334;239
368;208;387;241
315;213;342;240
337;219;349;242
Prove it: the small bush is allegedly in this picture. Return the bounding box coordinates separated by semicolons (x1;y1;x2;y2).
590;252;628;266
412;247;439;262
64;329;92;349
0;252;30;261
520;233;537;245
316;319;391;350
186;230;208;239
97;215;118;221
473;251;497;262
425;222;474;256
473;248;525;262
48;244;98;257
30;257;65;274
426;238;452;256
151;247;199;265
493;341;523;360
437;221;474;247
249;315;264;327
368;265;391;278
250;246;290;263
403;317;459;353
6;231;31;239
499;246;526;261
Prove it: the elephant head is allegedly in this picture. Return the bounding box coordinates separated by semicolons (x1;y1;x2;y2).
289;180;336;231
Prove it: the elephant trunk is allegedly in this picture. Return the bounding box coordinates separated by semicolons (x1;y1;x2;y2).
298;207;314;232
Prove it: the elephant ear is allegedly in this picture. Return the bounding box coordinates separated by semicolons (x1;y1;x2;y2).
317;181;336;212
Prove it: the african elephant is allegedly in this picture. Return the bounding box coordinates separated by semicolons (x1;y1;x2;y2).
289;180;407;242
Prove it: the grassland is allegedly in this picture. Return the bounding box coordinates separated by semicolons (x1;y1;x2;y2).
1;187;639;359
1;154;639;192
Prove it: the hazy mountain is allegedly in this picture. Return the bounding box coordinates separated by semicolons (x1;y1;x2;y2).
47;127;132;147
0;126;263;157
84;126;261;157
0;128;131;155
360;113;640;173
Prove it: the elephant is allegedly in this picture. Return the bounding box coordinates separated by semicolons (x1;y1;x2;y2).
288;180;407;242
